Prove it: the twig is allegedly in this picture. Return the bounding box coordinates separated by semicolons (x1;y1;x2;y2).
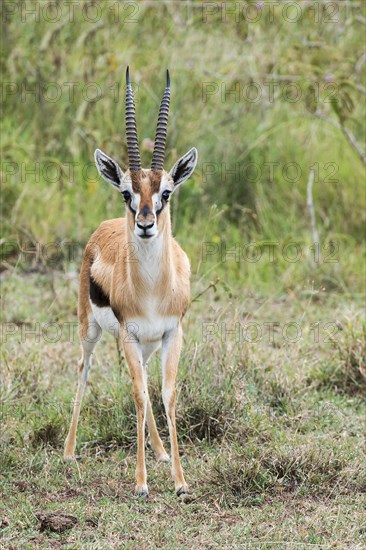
355;15;366;25
306;168;319;246
355;51;366;73
316;113;366;167
190;277;220;304
39;20;67;52
340;125;366;166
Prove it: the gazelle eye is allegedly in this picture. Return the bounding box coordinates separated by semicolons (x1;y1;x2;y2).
162;190;171;201
122;191;131;202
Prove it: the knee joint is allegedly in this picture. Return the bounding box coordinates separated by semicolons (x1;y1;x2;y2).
134;388;147;409
163;387;175;411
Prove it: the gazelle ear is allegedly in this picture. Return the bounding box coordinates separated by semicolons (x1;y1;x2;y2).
94;148;124;189
169;147;198;188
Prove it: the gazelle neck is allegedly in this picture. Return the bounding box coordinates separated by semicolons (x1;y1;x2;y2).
127;209;173;288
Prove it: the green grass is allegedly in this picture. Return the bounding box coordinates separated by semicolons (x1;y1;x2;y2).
1;0;366;262
1;1;366;547
1;271;365;547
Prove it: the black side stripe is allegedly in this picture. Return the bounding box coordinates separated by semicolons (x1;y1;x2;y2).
90;275;110;308
90;275;122;322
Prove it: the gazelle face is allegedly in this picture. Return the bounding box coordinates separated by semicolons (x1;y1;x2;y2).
121;170;173;240
94;148;198;240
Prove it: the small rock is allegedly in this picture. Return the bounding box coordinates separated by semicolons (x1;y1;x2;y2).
35;511;78;533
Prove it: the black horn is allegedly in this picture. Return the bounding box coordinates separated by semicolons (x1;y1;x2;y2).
151;70;170;171
125;66;141;172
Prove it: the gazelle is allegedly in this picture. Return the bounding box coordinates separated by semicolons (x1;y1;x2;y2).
64;67;197;498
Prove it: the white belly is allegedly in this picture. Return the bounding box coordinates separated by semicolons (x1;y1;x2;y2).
126;312;179;364
90;300;179;365
90;303;120;338
126;315;178;343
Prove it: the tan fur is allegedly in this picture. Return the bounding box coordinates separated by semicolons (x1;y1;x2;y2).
81;212;190;321
64;169;191;497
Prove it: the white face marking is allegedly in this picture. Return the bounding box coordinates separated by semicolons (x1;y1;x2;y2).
130;191;140;215
121;173;173;241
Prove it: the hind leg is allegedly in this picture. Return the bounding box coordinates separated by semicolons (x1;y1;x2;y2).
64;316;102;460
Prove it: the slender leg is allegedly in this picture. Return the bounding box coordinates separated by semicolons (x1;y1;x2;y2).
145;372;170;462
64;319;101;459
121;330;149;496
161;324;188;496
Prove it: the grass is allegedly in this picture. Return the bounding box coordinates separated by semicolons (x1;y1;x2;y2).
1;270;365;547
1;0;366;255
1;0;366;547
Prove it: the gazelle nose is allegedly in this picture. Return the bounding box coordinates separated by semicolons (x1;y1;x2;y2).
137;221;154;230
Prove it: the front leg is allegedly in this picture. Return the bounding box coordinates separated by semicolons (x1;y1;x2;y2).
121;328;148;497
161;323;188;496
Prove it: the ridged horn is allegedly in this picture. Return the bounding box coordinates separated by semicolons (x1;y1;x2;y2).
125;66;141;172
151;69;170;171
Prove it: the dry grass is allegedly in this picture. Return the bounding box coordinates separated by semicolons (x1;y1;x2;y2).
1;271;365;547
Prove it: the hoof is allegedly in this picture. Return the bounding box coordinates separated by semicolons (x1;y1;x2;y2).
177;491;191;503
134;485;149;498
63;455;81;463
176;485;190;498
63;455;75;462
157;453;170;463
135;491;148;498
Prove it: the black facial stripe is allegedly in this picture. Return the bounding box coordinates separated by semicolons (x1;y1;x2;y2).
156;201;166;217
121;194;136;215
90;275;110;308
127;202;136;216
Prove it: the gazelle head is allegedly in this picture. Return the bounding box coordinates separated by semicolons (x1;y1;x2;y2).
95;67;198;240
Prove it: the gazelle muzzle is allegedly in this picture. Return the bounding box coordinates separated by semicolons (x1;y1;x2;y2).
136;204;156;239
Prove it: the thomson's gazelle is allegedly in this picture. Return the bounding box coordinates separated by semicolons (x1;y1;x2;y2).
64;67;198;497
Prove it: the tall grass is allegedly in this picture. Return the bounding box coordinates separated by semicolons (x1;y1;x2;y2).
1;0;365;294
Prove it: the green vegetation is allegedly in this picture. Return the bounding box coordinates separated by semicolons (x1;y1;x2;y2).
1;274;365;547
1;0;365;547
